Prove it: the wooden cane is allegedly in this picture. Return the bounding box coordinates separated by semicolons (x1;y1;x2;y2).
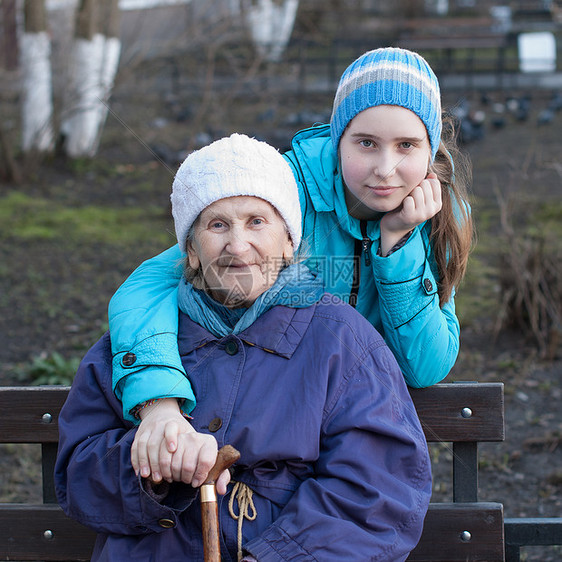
200;444;241;562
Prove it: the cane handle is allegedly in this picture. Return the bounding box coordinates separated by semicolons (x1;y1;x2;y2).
203;444;240;485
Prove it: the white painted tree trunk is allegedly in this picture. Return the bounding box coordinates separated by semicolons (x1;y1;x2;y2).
60;0;122;158
244;0;299;62
93;35;121;153
20;31;54;152
425;0;449;16
60;34;105;157
60;34;122;158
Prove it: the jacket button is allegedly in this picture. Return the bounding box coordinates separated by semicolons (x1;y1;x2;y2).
122;352;137;366
423;278;433;292
209;417;223;432
225;341;238;355
158;518;175;528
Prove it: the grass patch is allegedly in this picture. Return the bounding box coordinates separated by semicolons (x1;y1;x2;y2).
14;352;80;386
455;195;502;327
527;201;562;243
0;191;173;245
456;250;499;328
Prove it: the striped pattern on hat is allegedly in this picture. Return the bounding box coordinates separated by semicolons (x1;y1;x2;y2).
330;47;442;161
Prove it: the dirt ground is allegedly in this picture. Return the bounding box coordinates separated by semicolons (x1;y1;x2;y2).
0;63;561;560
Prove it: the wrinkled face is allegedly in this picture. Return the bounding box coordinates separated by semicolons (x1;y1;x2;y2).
339;105;432;220
187;196;293;308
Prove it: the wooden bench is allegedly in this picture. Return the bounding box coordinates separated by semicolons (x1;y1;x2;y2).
407;382;505;561
0;382;515;561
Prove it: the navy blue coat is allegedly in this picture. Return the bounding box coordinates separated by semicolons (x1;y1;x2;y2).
55;294;431;561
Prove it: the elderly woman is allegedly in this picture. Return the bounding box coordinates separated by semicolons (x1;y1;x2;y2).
55;134;431;562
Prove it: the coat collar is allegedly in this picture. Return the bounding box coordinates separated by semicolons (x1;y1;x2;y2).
178;303;318;359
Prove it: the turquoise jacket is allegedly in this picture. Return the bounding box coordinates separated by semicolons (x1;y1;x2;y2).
109;124;460;420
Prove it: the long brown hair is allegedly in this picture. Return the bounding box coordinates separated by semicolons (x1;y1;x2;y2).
430;115;474;306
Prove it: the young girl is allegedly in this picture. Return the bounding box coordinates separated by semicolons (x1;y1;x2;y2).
109;47;472;478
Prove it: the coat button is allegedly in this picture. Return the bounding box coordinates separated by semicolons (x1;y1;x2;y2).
122;352;137;366
158;518;175;528
423;278;433;292
225;341;238;355
209;417;223;432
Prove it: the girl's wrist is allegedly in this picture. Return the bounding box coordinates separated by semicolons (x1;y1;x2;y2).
137;397;181;420
379;229;413;257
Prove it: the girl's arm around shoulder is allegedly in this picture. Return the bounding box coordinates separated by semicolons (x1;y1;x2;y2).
54;333;196;535
108;244;184;351
108;245;196;421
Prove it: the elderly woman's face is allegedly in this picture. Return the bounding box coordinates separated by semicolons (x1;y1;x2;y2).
187;196;294;308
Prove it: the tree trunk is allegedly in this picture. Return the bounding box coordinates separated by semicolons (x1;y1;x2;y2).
95;0;121;155
61;0;121;158
20;0;54;153
243;0;299;62
2;0;19;70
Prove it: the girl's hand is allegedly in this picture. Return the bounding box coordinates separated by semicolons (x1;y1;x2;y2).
380;173;442;256
131;398;191;483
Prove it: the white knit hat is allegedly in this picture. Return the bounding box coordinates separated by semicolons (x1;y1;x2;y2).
171;134;302;252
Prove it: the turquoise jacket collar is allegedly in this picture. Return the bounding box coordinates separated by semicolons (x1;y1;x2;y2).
286;124;385;242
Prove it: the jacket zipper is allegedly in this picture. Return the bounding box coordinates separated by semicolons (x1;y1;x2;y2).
360;220;372;267
349;221;372;308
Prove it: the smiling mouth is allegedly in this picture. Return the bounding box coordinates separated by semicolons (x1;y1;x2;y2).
218;262;253;269
368;185;399;194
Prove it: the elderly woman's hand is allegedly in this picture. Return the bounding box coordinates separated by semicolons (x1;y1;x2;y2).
131;399;231;494
171;431;232;495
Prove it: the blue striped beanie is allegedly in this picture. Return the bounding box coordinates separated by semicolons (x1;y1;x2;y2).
330;47;442;161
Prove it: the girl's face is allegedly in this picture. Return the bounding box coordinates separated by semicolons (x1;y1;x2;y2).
339;105;432;220
187;196;293;308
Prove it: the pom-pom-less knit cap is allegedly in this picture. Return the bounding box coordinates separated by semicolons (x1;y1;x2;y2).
171;134;302;252
330;47;442;161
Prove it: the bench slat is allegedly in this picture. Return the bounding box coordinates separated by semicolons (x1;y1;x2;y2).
408;502;505;561
505;517;562;546
410;383;505;442
1;383;505;444
0;386;68;443
0;503;505;562
0;504;96;560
